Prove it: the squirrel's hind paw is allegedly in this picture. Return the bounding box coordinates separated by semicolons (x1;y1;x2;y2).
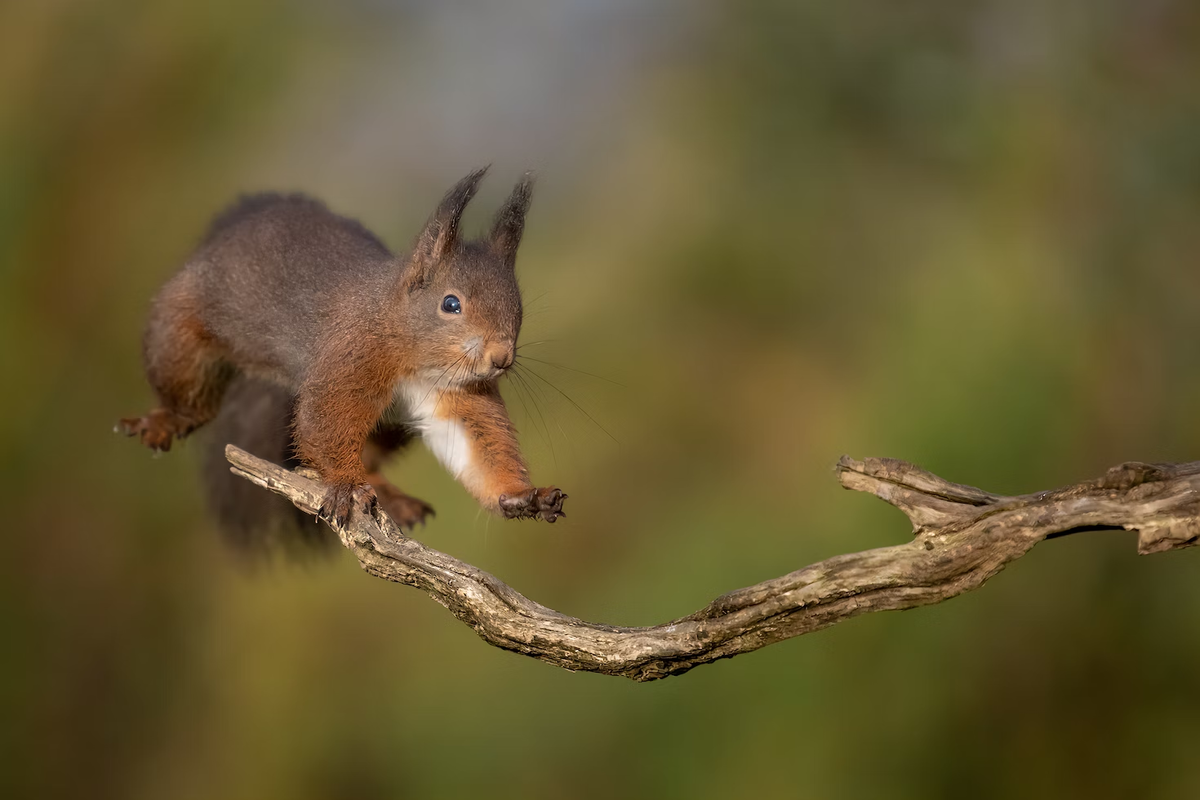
319;482;377;530
373;483;435;531
499;486;568;523
116;410;188;452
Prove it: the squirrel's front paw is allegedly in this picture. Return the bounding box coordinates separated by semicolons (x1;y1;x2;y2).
319;482;377;529
499;486;567;523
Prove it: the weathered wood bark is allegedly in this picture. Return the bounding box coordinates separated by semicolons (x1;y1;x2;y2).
226;446;1199;681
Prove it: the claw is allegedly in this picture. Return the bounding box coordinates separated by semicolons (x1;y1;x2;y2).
318;482;377;530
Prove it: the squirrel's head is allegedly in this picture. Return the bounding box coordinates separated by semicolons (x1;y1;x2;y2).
400;167;532;385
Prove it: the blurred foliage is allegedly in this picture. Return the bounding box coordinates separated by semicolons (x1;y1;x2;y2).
3;1;1200;798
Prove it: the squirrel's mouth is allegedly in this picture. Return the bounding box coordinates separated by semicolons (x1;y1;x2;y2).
471;364;509;382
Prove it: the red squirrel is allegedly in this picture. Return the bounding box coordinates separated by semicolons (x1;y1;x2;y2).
118;168;566;537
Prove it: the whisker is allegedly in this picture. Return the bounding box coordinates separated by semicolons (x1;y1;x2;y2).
521;363;619;445
428;357;462;397
515;340;557;351
509;364;556;462
515;356;625;387
419;350;470;408
524;291;550;310
439;354;474;408
514;363;573;454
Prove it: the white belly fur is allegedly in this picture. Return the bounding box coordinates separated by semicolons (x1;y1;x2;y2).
389;379;474;479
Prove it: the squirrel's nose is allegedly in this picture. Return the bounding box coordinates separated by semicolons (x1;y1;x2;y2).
490;350;514;371
483;341;514;373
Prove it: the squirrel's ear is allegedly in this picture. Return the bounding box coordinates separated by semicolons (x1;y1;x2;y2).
409;167;489;283
489;171;535;262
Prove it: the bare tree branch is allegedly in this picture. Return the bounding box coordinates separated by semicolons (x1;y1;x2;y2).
226;446;1200;681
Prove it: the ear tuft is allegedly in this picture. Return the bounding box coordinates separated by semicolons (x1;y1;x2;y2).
408;167;489;286
489;171;536;262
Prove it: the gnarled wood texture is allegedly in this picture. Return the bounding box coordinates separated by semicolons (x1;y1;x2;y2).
226;445;1200;681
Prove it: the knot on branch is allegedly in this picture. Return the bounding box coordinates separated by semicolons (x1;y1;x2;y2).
1101;461;1170;491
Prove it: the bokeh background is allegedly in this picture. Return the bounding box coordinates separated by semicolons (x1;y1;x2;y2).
4;1;1200;798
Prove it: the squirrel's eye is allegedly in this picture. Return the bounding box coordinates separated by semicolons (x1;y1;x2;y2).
441;294;462;314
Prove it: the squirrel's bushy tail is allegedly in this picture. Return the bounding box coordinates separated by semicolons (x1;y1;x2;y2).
200;376;334;554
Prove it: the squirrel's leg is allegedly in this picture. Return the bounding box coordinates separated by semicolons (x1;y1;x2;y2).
118;277;232;452
427;384;566;522
294;349;397;528
362;427;434;530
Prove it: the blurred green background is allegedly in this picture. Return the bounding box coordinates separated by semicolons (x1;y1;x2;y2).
3;1;1200;798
